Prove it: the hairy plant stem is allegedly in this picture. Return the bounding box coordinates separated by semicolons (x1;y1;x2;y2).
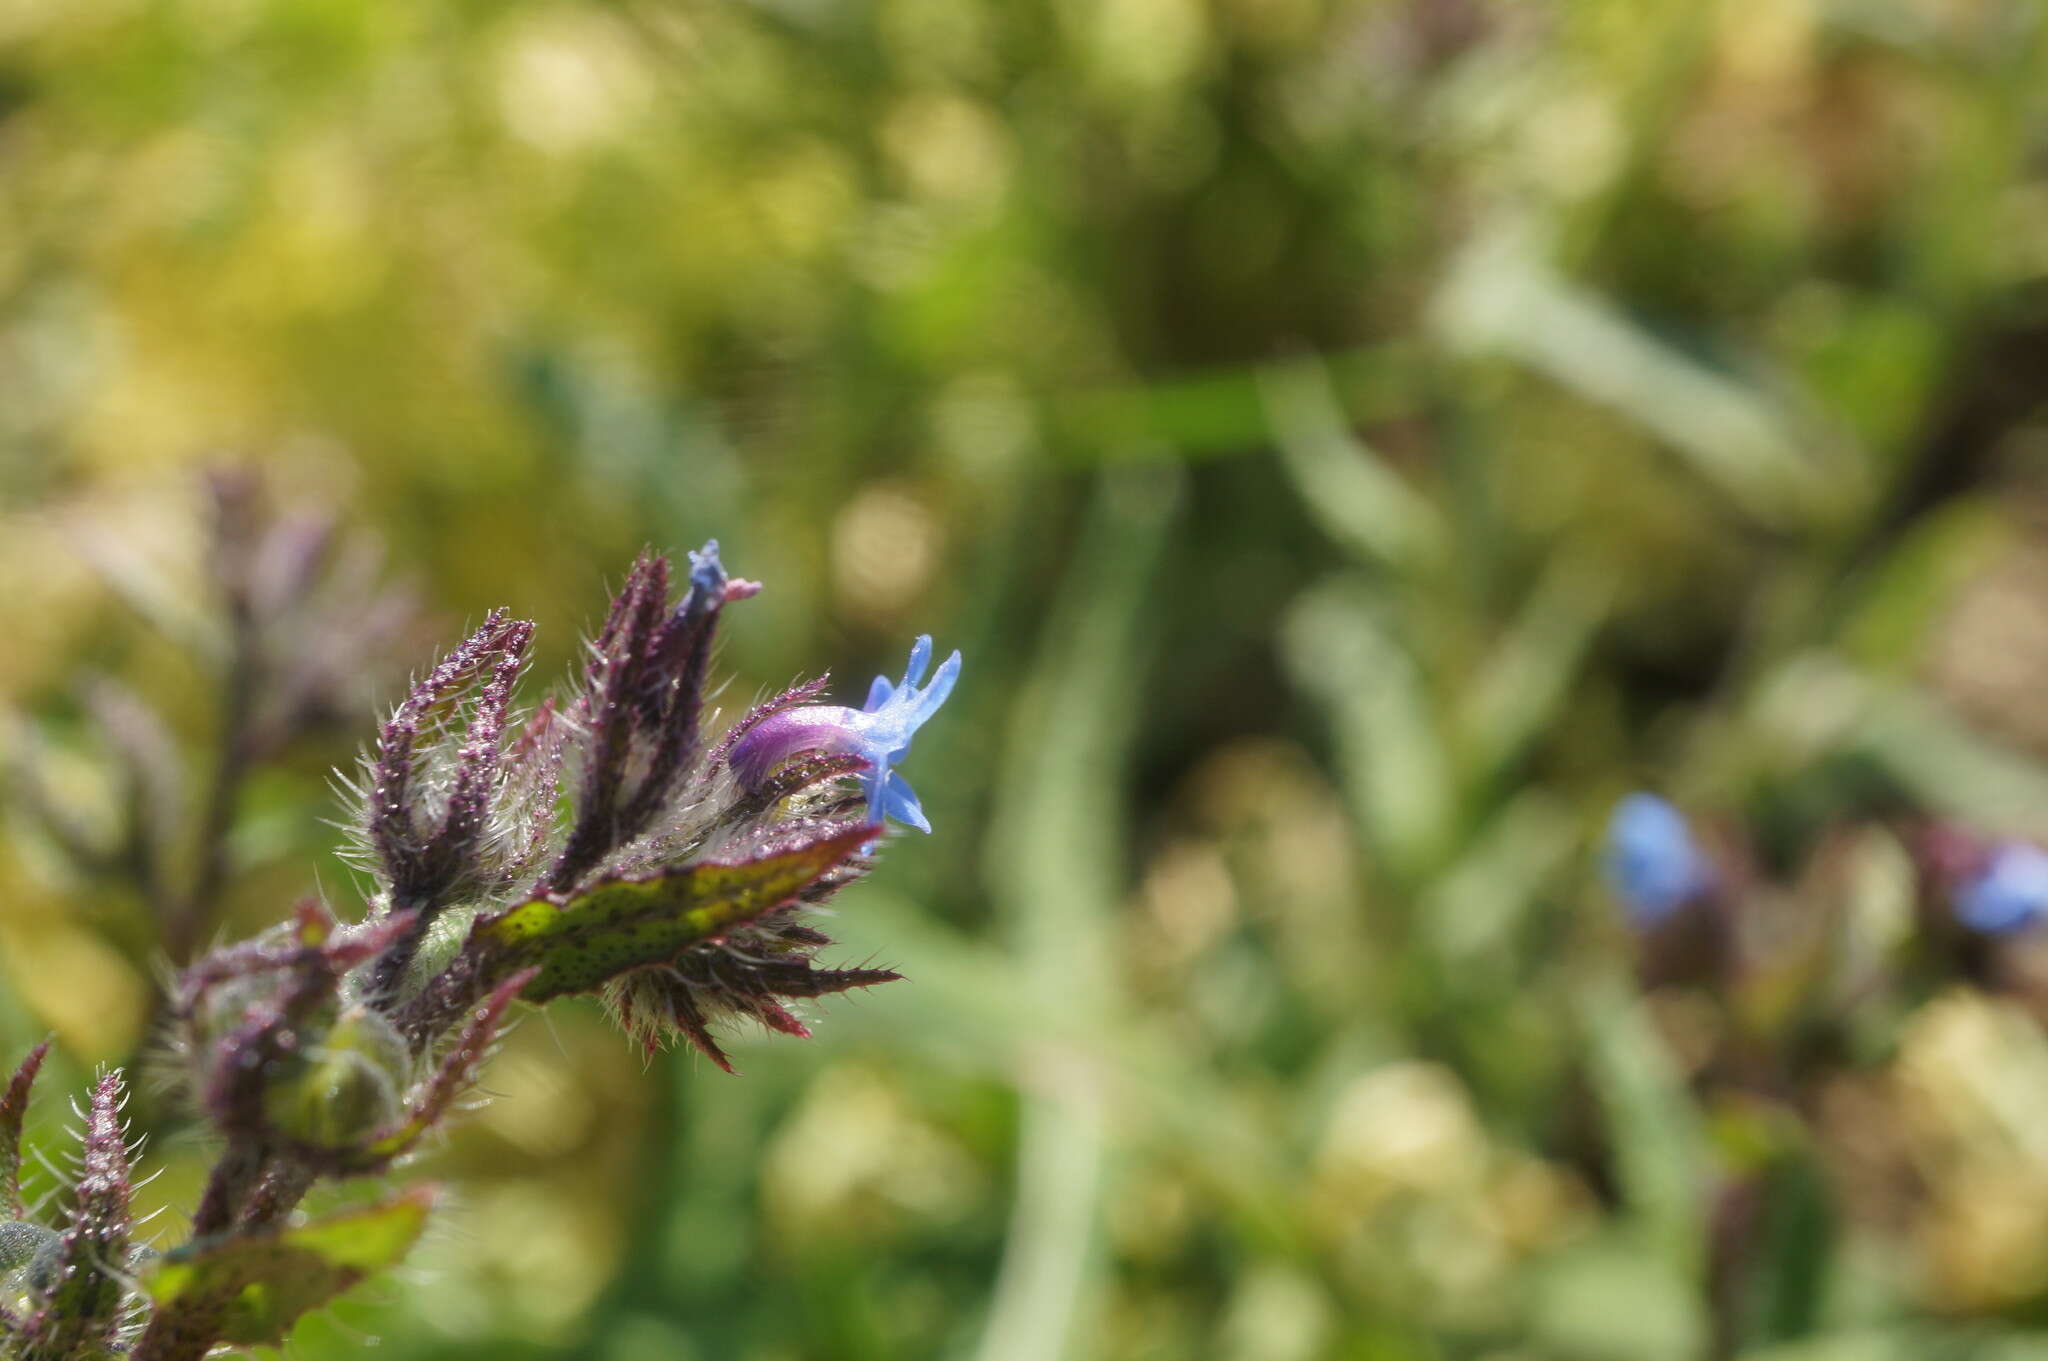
132;1295;223;1361
241;1162;317;1228
189;1144;268;1238
138;1146;291;1361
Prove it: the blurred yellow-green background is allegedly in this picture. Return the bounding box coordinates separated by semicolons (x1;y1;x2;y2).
12;0;2048;1357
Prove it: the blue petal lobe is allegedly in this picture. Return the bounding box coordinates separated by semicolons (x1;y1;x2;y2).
688;540;726;597
908;650;961;725
881;775;931;833
903;635;933;689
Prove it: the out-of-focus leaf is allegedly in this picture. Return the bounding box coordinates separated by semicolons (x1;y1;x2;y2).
831;890;1312;1255
1059;344;1423;459
1261;357;1446;571
1794;294;1944;453
975;465;1181;1361
1579;972;1707;1276
1741;1328;2048;1361
474;828;872;1000
1435;227;1854;529
1836;502;2010;672
1753;1153;1834;1347
5;720;120;878
1420;792;1576;972
1283;577;1452;884
1751;655;2048;831
143;1189;433;1348
1856;681;2048;830
69;521;226;663
1459;559;1612;782
1529;1231;1703;1361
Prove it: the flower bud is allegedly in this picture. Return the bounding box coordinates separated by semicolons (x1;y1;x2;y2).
260;1005;412;1153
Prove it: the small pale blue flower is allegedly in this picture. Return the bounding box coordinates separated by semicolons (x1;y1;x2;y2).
687;540;726;602
1956;841;2048;934
729;636;961;832
1603;793;1713;927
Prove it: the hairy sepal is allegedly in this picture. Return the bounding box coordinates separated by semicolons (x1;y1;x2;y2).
0;1043;50;1220
20;1072;133;1361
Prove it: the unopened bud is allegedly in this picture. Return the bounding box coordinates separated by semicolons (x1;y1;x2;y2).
261;1006;411;1152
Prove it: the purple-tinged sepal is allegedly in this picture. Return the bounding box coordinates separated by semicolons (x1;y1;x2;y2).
0;1043;49;1223
610;949;902;1073
18;1070;137;1361
359;610;535;915
540;545;740;896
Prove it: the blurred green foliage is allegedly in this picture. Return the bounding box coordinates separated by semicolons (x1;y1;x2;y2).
11;0;2048;1357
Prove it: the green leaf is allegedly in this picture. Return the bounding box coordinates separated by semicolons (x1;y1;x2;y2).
1054;342;1422;460
975;464;1181;1361
1752;1153;1834;1347
143;1189;432;1348
1578;971;1708;1278
1528;1229;1703;1361
474;827;872;1001
1282;576;1453;885
1458;558;1613;782
1434;226;1853;529
1738;1326;2048;1361
1261;356;1446;572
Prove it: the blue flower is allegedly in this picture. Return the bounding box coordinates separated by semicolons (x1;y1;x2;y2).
687;539;726;603
1955;841;2048;934
1603;793;1713;927
729;636;961;833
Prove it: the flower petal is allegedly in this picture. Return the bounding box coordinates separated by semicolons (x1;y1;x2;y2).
902;635;933;690
880;774;931;833
908;649;961;726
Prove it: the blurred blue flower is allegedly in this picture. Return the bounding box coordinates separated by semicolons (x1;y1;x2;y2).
730;636;961;833
687;539;726;602
1603;793;1713;927
1955;841;2048;934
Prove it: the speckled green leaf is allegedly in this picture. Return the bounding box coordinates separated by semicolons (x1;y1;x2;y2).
476;827;873;1001
143;1188;432;1348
